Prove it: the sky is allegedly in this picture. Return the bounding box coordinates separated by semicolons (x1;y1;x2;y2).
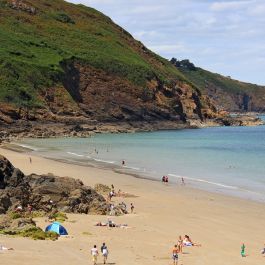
67;0;265;85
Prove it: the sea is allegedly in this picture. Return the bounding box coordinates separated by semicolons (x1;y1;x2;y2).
15;116;265;203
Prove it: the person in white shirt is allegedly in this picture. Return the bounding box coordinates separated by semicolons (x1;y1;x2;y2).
91;245;99;265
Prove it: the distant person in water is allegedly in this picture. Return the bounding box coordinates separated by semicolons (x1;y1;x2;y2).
241;243;246;257
122;160;125;166
165;176;169;183
181;177;185;185
162;176;165;182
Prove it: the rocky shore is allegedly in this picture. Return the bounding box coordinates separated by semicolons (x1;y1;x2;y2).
0;114;263;143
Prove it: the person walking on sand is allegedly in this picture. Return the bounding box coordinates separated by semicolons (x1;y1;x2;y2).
241;243;246;257
130;203;135;214
172;244;179;265
101;243;109;264
29;157;32;163
91;245;99;265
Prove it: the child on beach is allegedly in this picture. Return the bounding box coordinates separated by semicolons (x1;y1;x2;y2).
172;244;179;265
91;245;99;265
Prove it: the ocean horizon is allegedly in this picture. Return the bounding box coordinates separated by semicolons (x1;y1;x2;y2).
16;116;265;203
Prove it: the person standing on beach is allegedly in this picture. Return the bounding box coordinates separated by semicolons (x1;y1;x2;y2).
91;245;99;265
101;243;109;264
29;157;32;163
241;243;246;257
172;244;179;265
177;236;183;253
130;203;135;214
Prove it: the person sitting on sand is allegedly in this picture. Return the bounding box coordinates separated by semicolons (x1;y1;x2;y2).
107;219;116;227
0;244;14;251
261;244;265;256
172;244;179;265
183;235;201;247
15;205;23;212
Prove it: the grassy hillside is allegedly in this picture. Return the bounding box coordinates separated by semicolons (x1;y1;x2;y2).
0;0;188;109
171;59;265;111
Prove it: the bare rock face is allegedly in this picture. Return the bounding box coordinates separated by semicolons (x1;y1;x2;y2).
0;156;109;215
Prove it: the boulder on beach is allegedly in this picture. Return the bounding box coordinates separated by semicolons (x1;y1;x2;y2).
0;155;109;215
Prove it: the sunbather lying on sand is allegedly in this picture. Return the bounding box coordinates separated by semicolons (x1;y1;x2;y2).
0;245;14;251
183;235;201;247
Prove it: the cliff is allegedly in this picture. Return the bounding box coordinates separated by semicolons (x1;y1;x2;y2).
171;59;265;112
0;0;224;131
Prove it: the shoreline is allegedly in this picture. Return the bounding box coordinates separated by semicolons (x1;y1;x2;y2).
0;147;265;265
2;141;265;205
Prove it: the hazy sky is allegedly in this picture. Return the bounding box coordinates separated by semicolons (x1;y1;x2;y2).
68;0;265;85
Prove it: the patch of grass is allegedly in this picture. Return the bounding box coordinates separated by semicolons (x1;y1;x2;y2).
82;231;92;236
50;212;68;223
0;0;187;108
9;212;22;219
0;227;58;240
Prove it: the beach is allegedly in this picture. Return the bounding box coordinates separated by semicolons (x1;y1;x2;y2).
0;147;264;265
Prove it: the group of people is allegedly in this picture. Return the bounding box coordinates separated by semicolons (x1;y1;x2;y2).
91;243;109;265
172;235;201;264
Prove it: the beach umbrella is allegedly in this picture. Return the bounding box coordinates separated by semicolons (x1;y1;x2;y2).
45;221;68;235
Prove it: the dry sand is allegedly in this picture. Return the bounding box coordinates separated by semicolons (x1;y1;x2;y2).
0;148;264;265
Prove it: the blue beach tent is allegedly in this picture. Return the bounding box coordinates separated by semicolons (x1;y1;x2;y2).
45;222;68;235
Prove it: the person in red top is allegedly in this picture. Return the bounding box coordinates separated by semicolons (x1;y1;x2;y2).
172;244;179;265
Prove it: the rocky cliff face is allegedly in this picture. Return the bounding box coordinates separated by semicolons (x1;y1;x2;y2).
171;59;265;112
0;0;224;132
0;155;109;214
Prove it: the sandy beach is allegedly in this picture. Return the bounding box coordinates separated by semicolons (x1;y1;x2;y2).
0;147;264;265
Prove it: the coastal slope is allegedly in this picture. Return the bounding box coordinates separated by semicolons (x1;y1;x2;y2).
171;58;265;112
0;0;222;129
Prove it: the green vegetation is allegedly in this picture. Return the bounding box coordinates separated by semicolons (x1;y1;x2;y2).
0;0;187;108
0;227;58;240
180;67;262;94
49;212;68;222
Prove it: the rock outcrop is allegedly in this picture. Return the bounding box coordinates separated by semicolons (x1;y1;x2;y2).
0;155;109;215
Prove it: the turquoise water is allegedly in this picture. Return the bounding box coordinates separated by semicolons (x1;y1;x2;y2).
17;117;265;202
